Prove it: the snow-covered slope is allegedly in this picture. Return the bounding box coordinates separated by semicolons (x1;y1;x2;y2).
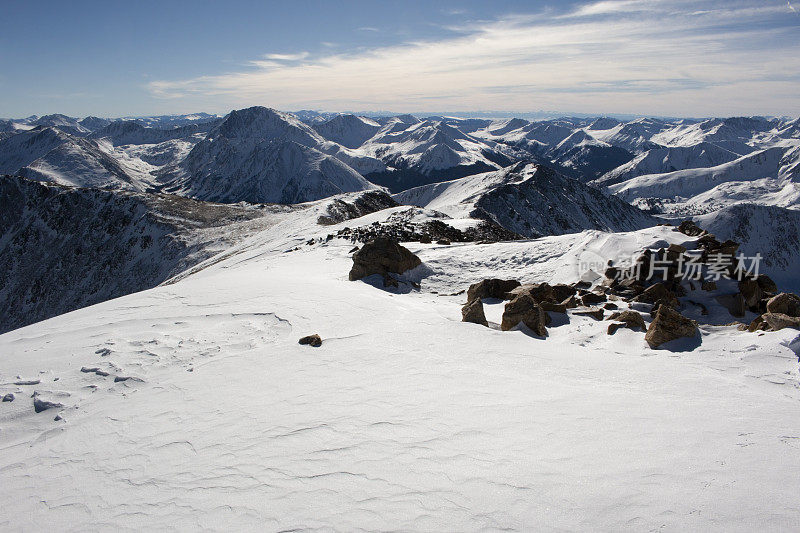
697;203;800;292
396;162;656;237
0;174;278;334
1;204;798;530
0;127;74;174
594;142;741;187
360;119;510;191
312;114;381;148
28;114;90;137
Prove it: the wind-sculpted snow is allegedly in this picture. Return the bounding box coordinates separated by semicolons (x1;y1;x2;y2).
0;175;281;334
396;162;656;237
1;215;799;530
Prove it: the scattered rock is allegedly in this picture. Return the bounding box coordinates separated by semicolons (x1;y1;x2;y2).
13;379;40;386
509;283;558;303
551;284;577;302
33;397;64;413
461;299;488;326
716;293;746;318
738;279;764;310
436;239;451;245
677;220;704;237
747;315;767;332
114;376;144;383
2;393;14;402
540;301;567;313
701;281;717;291
755;274;778;295
762;313;800;332
348;237;422;282
606;310;646;331
298;334;323;347
603;302;619;310
632;282;672;304
645;306;697;348
573;308;604;320
581;292;606;306
766;293;800;317
501;294;548;336
467;279;521;302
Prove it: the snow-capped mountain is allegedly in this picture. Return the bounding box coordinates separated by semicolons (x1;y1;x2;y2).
395;162;656;238
593;142;740;187
27;114;90;137
651;116;778;155
0;174;273;334
16;137;142;190
697;203;800;291
0;126;74;174
360;119;512;191
608;146;800;214
312;114;381;148
158;107;380;204
89;119;219;147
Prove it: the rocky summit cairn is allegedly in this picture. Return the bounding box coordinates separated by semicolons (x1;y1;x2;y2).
501;294;548;336
348;237;422;286
645;306;697;348
298;334;322;347
461;298;488;326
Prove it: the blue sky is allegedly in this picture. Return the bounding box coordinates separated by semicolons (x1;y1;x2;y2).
1;0;799;118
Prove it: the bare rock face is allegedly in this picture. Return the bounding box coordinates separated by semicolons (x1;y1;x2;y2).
298;334;322;347
348;238;421;282
766;293;800;317
762;313;800;332
467;279;521;302
461;298;488;326
606;310;646;335
645;306;697;348
501;294;548;336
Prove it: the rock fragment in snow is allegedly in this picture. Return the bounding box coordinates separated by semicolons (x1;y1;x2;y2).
573;308;604;320
33;397;64;413
2;393;14;402
645;306;697;348
461;299;488;326
298;334;323;347
606;310;646;335
501;294;548;336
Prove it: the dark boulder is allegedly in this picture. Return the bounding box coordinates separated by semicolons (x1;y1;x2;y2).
467;279;521;302
462;299;488;326
766;293;800;317
298;334;323;347
762;313;800;332
348;238;422;282
501;294;548;336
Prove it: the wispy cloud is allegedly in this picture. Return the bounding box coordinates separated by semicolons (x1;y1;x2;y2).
148;0;800;116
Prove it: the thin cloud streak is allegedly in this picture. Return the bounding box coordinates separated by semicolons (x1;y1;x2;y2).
148;0;800;116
